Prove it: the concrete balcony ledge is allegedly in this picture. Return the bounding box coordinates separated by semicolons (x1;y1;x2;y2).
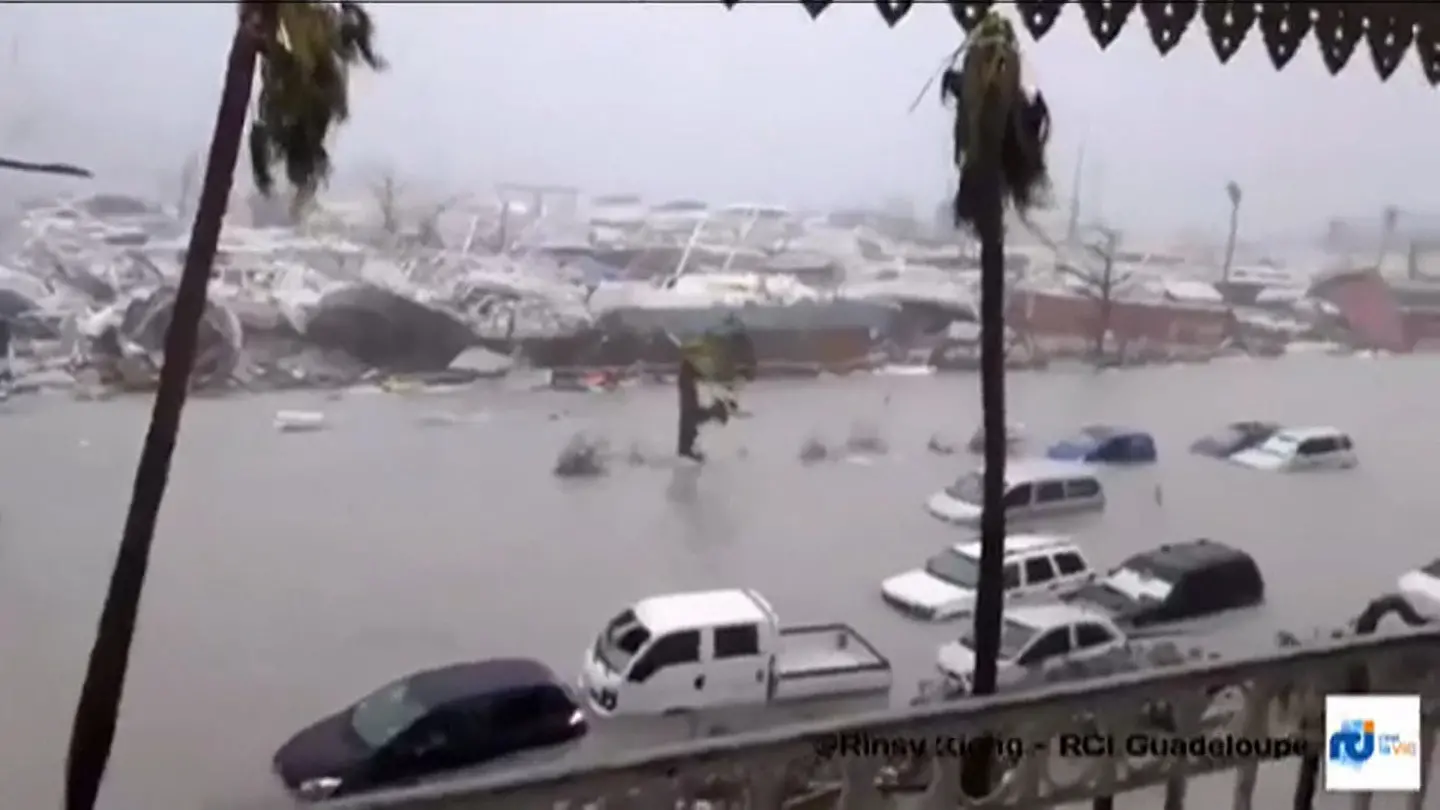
330;625;1440;810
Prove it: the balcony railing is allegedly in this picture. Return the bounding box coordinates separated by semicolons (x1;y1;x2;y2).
332;626;1440;810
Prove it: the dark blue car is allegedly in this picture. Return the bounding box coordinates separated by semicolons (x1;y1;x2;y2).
1046;425;1157;464
273;658;588;801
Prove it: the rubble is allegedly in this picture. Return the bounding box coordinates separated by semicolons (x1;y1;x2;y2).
0;187;1389;401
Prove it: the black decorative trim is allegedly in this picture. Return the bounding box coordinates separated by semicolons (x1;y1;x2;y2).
718;1;1440;85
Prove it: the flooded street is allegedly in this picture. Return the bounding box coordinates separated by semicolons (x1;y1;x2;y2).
2;354;1437;809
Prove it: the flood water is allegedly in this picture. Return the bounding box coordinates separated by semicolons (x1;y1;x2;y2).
3;353;1438;810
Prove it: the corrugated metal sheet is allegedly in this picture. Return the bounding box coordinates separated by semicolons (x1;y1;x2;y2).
1311;270;1409;352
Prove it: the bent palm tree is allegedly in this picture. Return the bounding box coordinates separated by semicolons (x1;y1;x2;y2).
63;5;383;810
1221;180;1241;286
942;11;1050;795
676;318;755;460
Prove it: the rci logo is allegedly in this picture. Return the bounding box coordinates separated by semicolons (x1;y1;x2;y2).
1328;719;1418;768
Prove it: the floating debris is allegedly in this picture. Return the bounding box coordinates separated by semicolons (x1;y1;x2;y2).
926;433;958;456
798;436;830;465
274;410;326;433
844;420;888;456
414;411;490;428
554;432;609;478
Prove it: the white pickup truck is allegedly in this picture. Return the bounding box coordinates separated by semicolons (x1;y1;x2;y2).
580;589;892;737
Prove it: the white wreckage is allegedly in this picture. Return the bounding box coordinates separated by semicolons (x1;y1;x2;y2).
0;192;554;393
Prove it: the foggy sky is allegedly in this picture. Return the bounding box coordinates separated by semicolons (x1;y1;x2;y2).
4;2;1438;238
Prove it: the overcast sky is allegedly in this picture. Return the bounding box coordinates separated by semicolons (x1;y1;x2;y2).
4;2;1437;238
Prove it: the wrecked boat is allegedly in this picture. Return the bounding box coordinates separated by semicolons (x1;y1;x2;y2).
302;283;477;372
77;286;243;390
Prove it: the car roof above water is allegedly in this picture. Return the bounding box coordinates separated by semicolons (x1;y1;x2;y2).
633;589;768;635
407;658;564;704
1008;602;1113;630
986;458;1098;485
952;533;1078;560
1118;539;1260;584
1270;425;1348;442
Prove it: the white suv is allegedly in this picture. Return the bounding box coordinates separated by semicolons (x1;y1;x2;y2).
881;534;1096;621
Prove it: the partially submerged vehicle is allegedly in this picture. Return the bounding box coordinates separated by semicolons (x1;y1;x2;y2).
926;459;1105;526
1397;558;1440;620
1189;421;1280;459
934;603;1131;695
272;658;587;801
580;589;891;740
1066;539;1265;633
1229;426;1357;472
1046;425;1158;464
966;421;1026;454
880;534;1094;621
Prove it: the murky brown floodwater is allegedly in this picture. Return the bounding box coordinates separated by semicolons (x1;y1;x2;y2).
3;354;1438;810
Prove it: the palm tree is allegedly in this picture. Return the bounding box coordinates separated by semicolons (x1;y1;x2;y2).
1221;180;1241;286
63;5;383;810
942;12;1050;795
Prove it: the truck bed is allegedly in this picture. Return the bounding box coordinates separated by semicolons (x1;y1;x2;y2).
772;623;892;701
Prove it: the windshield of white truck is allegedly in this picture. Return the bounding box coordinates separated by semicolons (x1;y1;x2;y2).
959;618;1037;661
924;547;981;589
944;472;983;503
595;609;651;674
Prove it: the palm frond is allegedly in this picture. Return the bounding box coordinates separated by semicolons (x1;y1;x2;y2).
247;1;385;209
944;11;1051;229
0;155;92;178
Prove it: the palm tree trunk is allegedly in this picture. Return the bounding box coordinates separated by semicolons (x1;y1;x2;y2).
677;357;702;459
1221;201;1238;285
961;154;1008;797
63;16;262;810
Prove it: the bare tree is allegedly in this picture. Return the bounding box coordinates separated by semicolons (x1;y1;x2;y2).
370;169;405;235
413;193;467;248
176;152;202;218
1058;226;1132;360
1378;205;1399;268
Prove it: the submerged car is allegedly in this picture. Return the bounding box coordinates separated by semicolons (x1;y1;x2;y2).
966;421;1026;454
1229;426;1356;472
881;534;1093;620
926;460;1105;526
1046;425;1157;464
1065;539;1265;631
273;658;587;801
1189;421;1280;459
1398;558;1440;620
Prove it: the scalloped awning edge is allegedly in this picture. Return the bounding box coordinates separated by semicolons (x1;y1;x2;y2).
717;1;1440;86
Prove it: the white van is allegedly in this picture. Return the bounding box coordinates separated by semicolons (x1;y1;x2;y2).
880;534;1095;620
926;459;1105;526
